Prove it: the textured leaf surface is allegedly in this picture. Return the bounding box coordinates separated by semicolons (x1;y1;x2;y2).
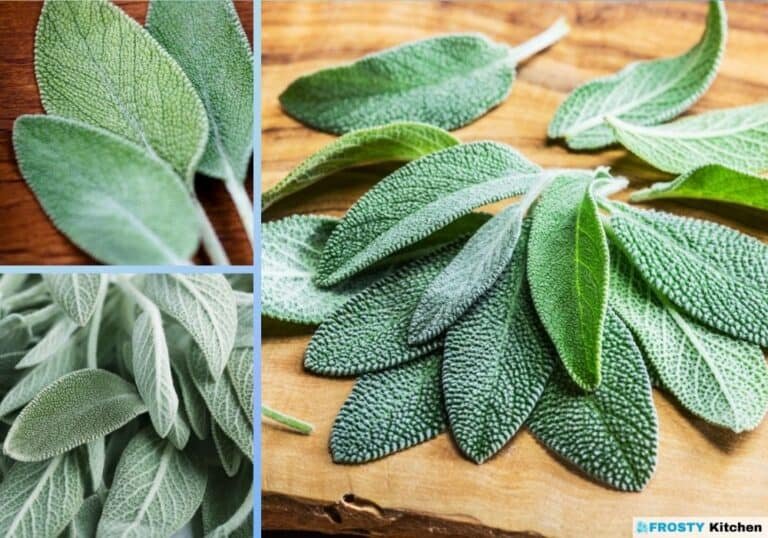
132;311;179;438
280;34;516;133
202;466;253;538
64;494;103;538
331;353;446;463
0;341;83;418
13;116;199;264
212;422;242;477
233;291;253;348
631;164;768;211
167;408;191;450
318;142;540;285
172;359;209;441
97;429;207;538
15;316;77;369
44;274;106;326
143;274;237;379
528;174;609;390
443;226;555;462
3;369;147;462
609;204;768;346
146;0;253;183
35;0;208;180
0;452;85;538
409;203;525;344
610;247;768;432
227;347;253;424
527;312;658;491
187;351;252;460
262;122;458;209
608;105;768;174
305;246;459;376
262;215;388;324
548;0;725;149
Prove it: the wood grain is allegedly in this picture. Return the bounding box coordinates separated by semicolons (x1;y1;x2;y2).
0;1;253;265
262;2;768;537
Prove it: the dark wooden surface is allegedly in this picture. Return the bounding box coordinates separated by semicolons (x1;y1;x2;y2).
0;1;254;265
262;2;768;537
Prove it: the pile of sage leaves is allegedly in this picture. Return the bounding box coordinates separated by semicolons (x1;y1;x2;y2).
0;273;253;537
263;0;768;492
13;0;253;265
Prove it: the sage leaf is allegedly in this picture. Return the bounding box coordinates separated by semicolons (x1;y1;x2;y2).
146;0;253;184
528;174;609;390
143;274;237;379
608;203;768;346
35;0;209;181
86;438;105;492
610;247;768;432
0;452;86;538
64;494;103;538
548;0;726;149
97;429;207;538
233;292;253;348
317;141;541;285
212;422;242;477
0;342;83;418
608;104;768;174
262;215;389;324
443;225;556;463
280;20;568;134
262;122;458;210
409;203;526;344
227;347;253;424
14;316;77;369
44;274;106;327
3;369;147;462
331;353;446;463
13;116;200;264
132;311;179;438
167;408;191;451
631;164;768;211
527;311;658;491
305;245;459;376
202;466;253;538
187;350;252;460
172;360;209;441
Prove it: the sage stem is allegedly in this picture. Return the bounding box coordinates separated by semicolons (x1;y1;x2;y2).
262;405;314;435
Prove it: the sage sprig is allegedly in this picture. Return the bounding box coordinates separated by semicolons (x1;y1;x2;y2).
0;273;254;537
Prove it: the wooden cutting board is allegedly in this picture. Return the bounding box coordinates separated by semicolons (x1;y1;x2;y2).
262;2;768;536
0;1;253;265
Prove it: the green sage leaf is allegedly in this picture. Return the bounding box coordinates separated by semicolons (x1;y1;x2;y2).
14;316;77;369
143;274;237;379
132;311;179;438
262;122;458;210
227;347;253;424
146;0;253;184
167;408;191;450
44;274;106;327
608;104;768;174
0;452;86;538
610;247;768;432
609;203;768;346
317;141;541;285
13;116;200;264
86;438;105;492
631;164;768;211
548;0;726;149
233;291;253;348
331;353;446;463
528;174;609;390
64;494;103;538
172;360;209;441
527;311;658;491
35;0;209;181
305;245;459;376
3;369;147;462
202;465;253;538
212;422;242;478
97;429;207;537
443;225;555;463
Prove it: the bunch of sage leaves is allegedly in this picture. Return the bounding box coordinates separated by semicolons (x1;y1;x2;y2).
13;0;253;265
0;273;253;537
262;0;768;492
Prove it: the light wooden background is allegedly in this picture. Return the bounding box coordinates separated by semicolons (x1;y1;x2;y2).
0;1;253;265
262;2;768;536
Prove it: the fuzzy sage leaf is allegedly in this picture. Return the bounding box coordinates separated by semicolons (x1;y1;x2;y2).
44;274;106;327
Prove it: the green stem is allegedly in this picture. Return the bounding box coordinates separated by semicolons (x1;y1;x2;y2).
2;282;48;312
508;17;569;64
262;405;314;435
193;198;231;265
23;303;59;328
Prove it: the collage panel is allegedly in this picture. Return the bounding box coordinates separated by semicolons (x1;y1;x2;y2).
0;0;254;266
0;272;254;536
